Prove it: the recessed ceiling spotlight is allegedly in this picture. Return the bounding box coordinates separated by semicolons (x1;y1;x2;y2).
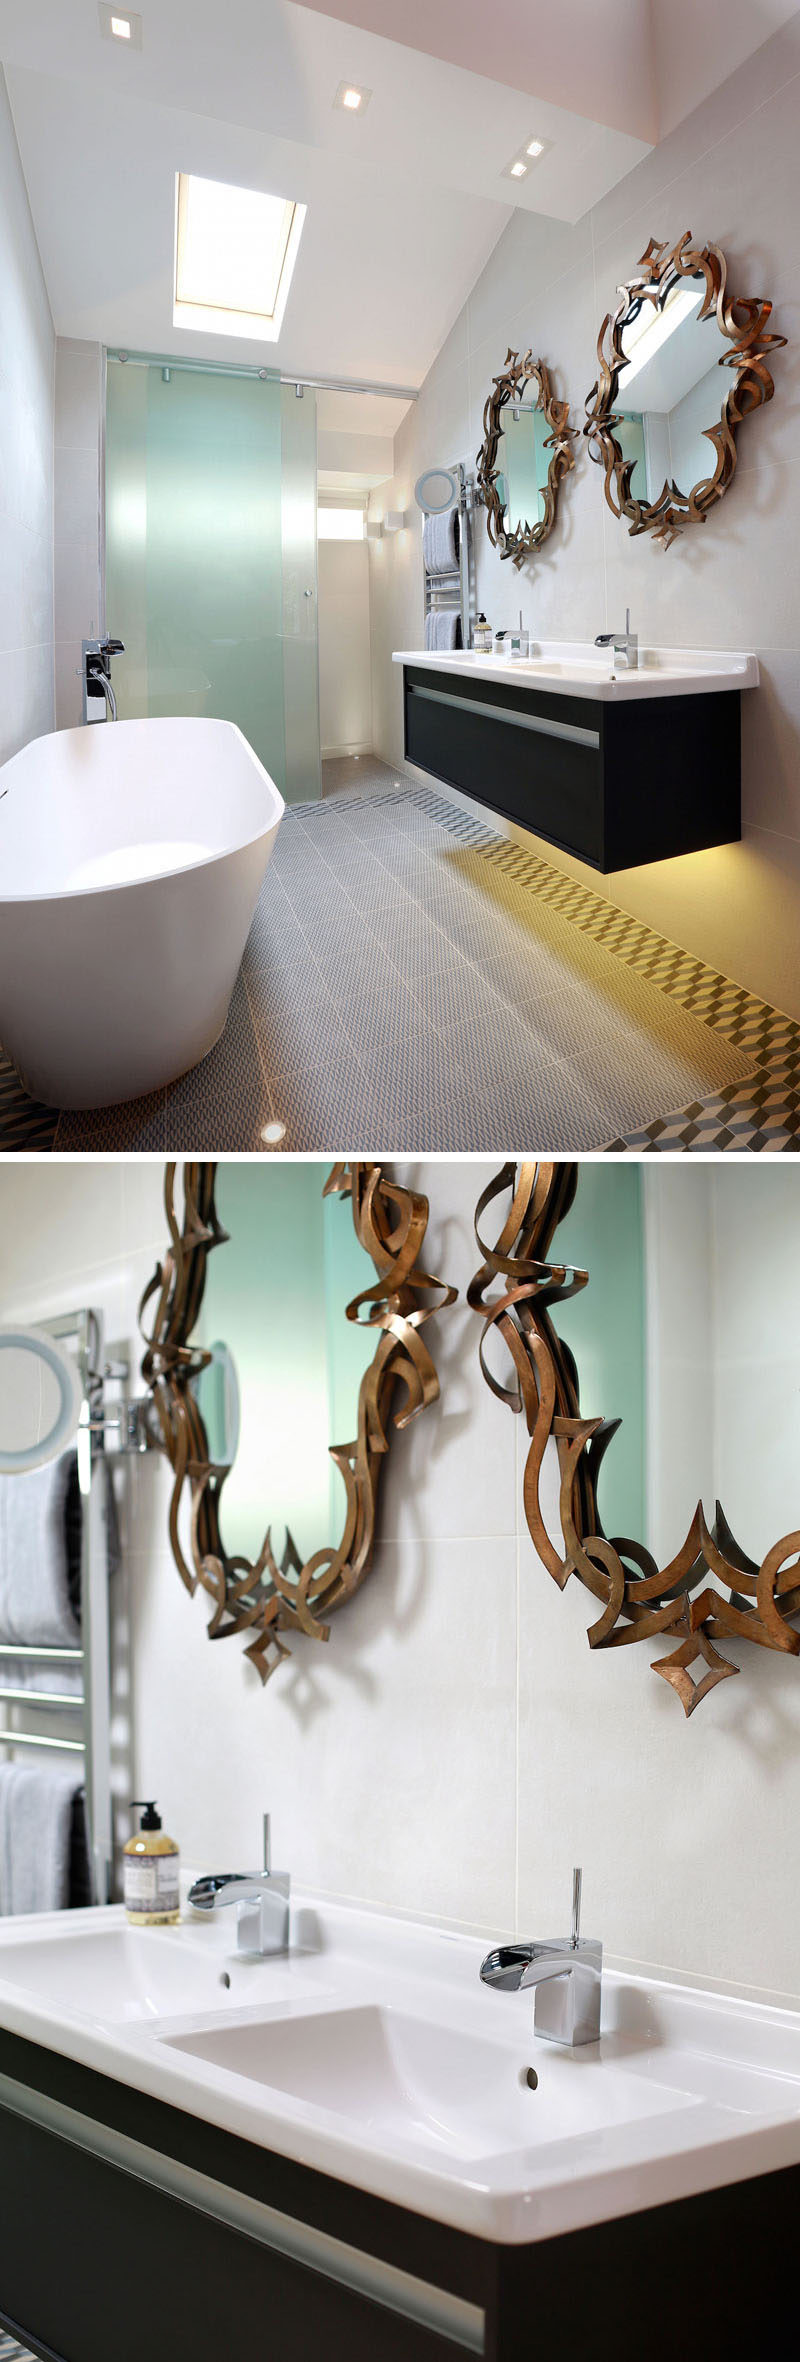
333;80;372;114
98;3;142;44
526;135;551;159
260;1121;287;1147
508;159;528;180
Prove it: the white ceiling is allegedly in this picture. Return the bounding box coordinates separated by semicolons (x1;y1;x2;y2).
1;0;794;391
0;0;650;387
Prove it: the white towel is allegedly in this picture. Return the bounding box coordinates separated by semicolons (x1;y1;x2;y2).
423;508;459;574
0;1761;89;1915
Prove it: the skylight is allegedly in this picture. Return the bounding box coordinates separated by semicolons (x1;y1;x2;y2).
174;173;306;342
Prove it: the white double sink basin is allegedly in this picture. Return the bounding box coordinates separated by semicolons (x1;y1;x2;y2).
1;1897;799;2243
393;643;759;702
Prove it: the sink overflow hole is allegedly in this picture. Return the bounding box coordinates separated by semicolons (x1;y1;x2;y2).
220;1971;231;1989
521;2065;538;2091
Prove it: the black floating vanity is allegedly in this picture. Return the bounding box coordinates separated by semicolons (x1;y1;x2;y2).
0;2023;797;2362
398;653;749;873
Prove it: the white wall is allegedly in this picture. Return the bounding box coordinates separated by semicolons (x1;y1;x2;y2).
3;1157;800;2007
53;338;103;728
0;66;54;765
318;537;372;757
368;13;800;1022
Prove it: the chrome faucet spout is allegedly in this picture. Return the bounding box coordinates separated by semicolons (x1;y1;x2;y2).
83;636;124;723
188;1866;291;1958
594;605;638;670
480;1870;602;2046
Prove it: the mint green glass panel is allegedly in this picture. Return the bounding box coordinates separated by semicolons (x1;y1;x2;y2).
280;382;320;802
195;1167;375;1569
105;359;286;792
553;1167;646;1545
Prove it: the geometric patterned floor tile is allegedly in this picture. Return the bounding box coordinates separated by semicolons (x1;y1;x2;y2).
4;752;800;1155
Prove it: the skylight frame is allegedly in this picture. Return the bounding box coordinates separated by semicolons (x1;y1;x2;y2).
173;171;307;344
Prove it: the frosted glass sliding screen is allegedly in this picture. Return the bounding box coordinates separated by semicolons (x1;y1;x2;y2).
281;381;321;802
105;358;289;791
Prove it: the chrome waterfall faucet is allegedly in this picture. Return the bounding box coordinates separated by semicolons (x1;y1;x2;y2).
595;607;638;669
188;1813;290;1958
83;637;125;721
480;1868;602;2046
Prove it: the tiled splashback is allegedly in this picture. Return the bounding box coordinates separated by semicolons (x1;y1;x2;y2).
2;1156;800;2006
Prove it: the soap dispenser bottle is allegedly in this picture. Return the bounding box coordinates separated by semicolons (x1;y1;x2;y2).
124;1800;180;1927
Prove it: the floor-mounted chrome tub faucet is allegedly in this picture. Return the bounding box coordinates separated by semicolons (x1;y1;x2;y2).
83;637;125;721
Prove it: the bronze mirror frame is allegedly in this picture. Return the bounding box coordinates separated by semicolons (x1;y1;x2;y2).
140;1160;456;1687
476;349;576;569
584;231;786;550
469;1161;800;1719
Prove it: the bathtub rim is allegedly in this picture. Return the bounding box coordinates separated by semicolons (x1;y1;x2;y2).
0;715;286;907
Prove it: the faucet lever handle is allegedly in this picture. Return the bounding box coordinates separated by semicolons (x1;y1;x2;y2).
571;1866;582;1950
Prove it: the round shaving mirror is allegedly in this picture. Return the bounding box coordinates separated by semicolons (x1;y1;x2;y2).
0;1325;83;1476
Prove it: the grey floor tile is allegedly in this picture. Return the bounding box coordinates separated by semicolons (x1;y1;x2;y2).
163;972;274;1151
12;752;799;1155
265;1056;387;1152
54;1089;166;1151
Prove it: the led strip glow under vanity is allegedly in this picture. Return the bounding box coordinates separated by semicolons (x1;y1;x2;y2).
393;644;759;872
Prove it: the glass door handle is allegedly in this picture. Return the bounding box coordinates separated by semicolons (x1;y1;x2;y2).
304;588;314;598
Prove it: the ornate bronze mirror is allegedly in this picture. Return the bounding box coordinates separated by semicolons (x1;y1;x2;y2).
141;1162;456;1686
469;1161;800;1719
584;233;786;549
476;350;576;568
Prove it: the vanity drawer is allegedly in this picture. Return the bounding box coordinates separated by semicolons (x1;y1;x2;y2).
402;666;741;872
404;670;604;867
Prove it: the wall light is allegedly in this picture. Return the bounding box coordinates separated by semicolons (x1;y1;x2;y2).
99;3;143;45
383;510;406;533
333;81;372;113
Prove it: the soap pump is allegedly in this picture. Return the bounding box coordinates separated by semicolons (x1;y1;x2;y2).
123;1800;180;1927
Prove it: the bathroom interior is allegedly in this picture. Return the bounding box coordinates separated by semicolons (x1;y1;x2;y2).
1;1150;800;2360
0;0;799;1154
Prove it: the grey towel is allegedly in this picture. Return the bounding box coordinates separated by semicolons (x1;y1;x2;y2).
430;608;461;651
0;1761;89;1915
0;1452;82;1652
423;508;459;574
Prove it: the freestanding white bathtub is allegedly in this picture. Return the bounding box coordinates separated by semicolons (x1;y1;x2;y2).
0;716;284;1108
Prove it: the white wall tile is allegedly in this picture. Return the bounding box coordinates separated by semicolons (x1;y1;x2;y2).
0;69;54;763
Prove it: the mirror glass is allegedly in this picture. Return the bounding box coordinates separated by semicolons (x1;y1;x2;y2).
0;1326;82;1475
613;277;731;505
192;1166;378;1566
551;1166;799;1572
495;400;552;535
414;467;459;515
